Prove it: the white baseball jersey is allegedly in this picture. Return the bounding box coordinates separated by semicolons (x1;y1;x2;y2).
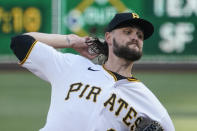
21;41;175;131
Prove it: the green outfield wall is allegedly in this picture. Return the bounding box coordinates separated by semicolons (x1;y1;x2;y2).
0;0;52;62
0;0;197;63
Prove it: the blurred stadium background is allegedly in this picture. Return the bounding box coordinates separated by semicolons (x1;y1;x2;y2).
0;0;197;130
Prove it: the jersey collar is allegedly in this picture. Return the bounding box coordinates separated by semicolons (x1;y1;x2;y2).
102;65;139;82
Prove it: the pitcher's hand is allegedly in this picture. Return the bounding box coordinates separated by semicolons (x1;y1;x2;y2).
67;34;98;59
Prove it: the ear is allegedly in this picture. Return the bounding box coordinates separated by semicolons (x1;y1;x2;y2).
105;32;113;46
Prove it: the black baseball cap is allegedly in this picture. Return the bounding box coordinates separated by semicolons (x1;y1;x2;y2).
106;12;154;40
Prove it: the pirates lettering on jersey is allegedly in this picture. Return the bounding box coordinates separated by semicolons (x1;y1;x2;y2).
65;82;102;103
104;93;142;131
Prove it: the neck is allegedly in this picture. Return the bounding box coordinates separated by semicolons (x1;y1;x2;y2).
104;56;134;77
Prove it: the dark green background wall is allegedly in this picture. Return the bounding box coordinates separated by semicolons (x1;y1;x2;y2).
0;0;196;62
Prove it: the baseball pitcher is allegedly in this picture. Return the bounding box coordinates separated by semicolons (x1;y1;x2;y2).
10;12;175;131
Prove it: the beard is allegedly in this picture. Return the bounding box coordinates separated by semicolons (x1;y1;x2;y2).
113;38;142;61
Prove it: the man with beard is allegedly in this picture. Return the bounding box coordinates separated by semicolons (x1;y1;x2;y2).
10;12;175;131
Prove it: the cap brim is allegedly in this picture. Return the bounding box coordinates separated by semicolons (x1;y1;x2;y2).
113;19;154;40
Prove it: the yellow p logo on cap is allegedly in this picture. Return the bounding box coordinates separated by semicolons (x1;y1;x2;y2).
132;13;139;18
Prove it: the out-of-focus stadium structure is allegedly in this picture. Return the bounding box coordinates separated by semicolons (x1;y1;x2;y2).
0;1;197;131
0;0;197;68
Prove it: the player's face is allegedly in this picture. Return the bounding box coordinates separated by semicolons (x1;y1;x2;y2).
111;26;144;61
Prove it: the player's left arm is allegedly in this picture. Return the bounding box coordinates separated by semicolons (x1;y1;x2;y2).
10;34;80;82
10;35;59;82
24;32;97;59
10;33;97;83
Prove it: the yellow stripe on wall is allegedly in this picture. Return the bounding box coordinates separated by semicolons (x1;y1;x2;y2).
108;0;128;12
75;28;88;36
75;0;94;12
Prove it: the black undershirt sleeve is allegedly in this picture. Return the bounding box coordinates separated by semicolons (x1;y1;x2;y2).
10;35;36;61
